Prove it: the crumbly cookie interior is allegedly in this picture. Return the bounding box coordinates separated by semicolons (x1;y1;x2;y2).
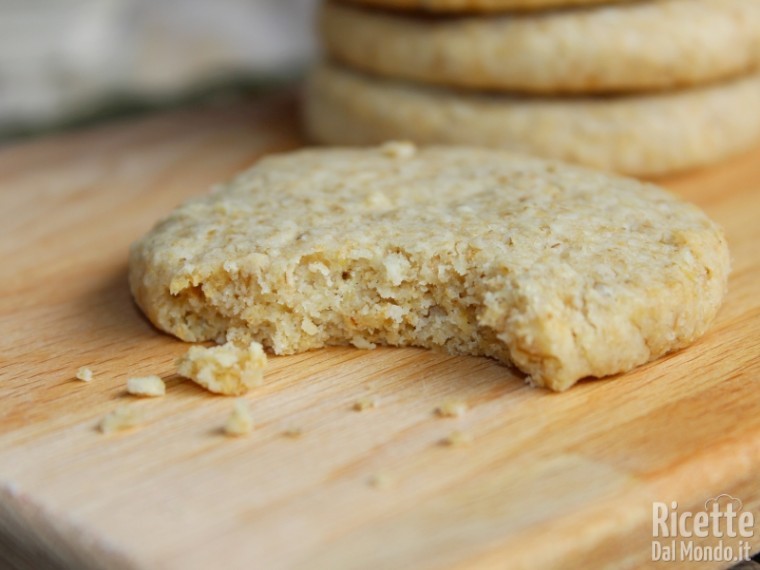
130;144;729;390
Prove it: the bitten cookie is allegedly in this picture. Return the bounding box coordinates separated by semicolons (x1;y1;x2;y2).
304;62;760;176
335;0;627;13
129;143;730;391
322;0;760;93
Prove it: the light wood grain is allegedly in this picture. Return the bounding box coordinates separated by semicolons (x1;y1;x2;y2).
1;93;759;570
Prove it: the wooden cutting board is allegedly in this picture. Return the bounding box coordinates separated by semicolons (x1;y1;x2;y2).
1;94;759;570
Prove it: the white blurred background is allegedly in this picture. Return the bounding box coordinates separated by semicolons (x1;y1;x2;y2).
0;0;318;137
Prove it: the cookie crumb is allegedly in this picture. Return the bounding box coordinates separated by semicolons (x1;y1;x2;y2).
380;140;416;159
353;397;378;411
442;431;472;447
225;399;253;437
177;341;267;396
283;427;303;438
126;375;165;397
350;336;377;350
368;472;394;489
100;405;144;434
75;367;93;382
436;400;468;418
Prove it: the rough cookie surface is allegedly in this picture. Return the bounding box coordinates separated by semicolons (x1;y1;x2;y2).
305;62;760;176
130;144;730;391
322;0;760;93
176;341;267;395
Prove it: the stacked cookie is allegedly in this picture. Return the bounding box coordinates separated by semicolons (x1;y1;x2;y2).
304;0;760;176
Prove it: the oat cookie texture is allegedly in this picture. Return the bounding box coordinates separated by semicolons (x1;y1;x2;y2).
129;143;730;391
305;62;760;176
321;0;760;93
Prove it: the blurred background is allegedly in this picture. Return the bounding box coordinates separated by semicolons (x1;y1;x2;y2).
0;0;318;140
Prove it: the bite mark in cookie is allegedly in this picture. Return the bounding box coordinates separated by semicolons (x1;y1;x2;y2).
129;144;730;391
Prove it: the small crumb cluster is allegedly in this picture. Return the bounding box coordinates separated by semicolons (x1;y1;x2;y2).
91;341;270;436
435;400;467;418
75;367;93;382
353;396;378;412
100;405;144;434
442;431;472;447
177;341;267;396
225;399;253;437
86;341;479;456
126;375;166;397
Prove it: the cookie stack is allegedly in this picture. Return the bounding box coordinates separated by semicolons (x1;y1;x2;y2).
304;0;760;176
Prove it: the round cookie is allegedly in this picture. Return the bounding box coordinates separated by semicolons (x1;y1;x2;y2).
129;143;730;392
304;62;760;176
336;0;628;13
321;0;760;94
